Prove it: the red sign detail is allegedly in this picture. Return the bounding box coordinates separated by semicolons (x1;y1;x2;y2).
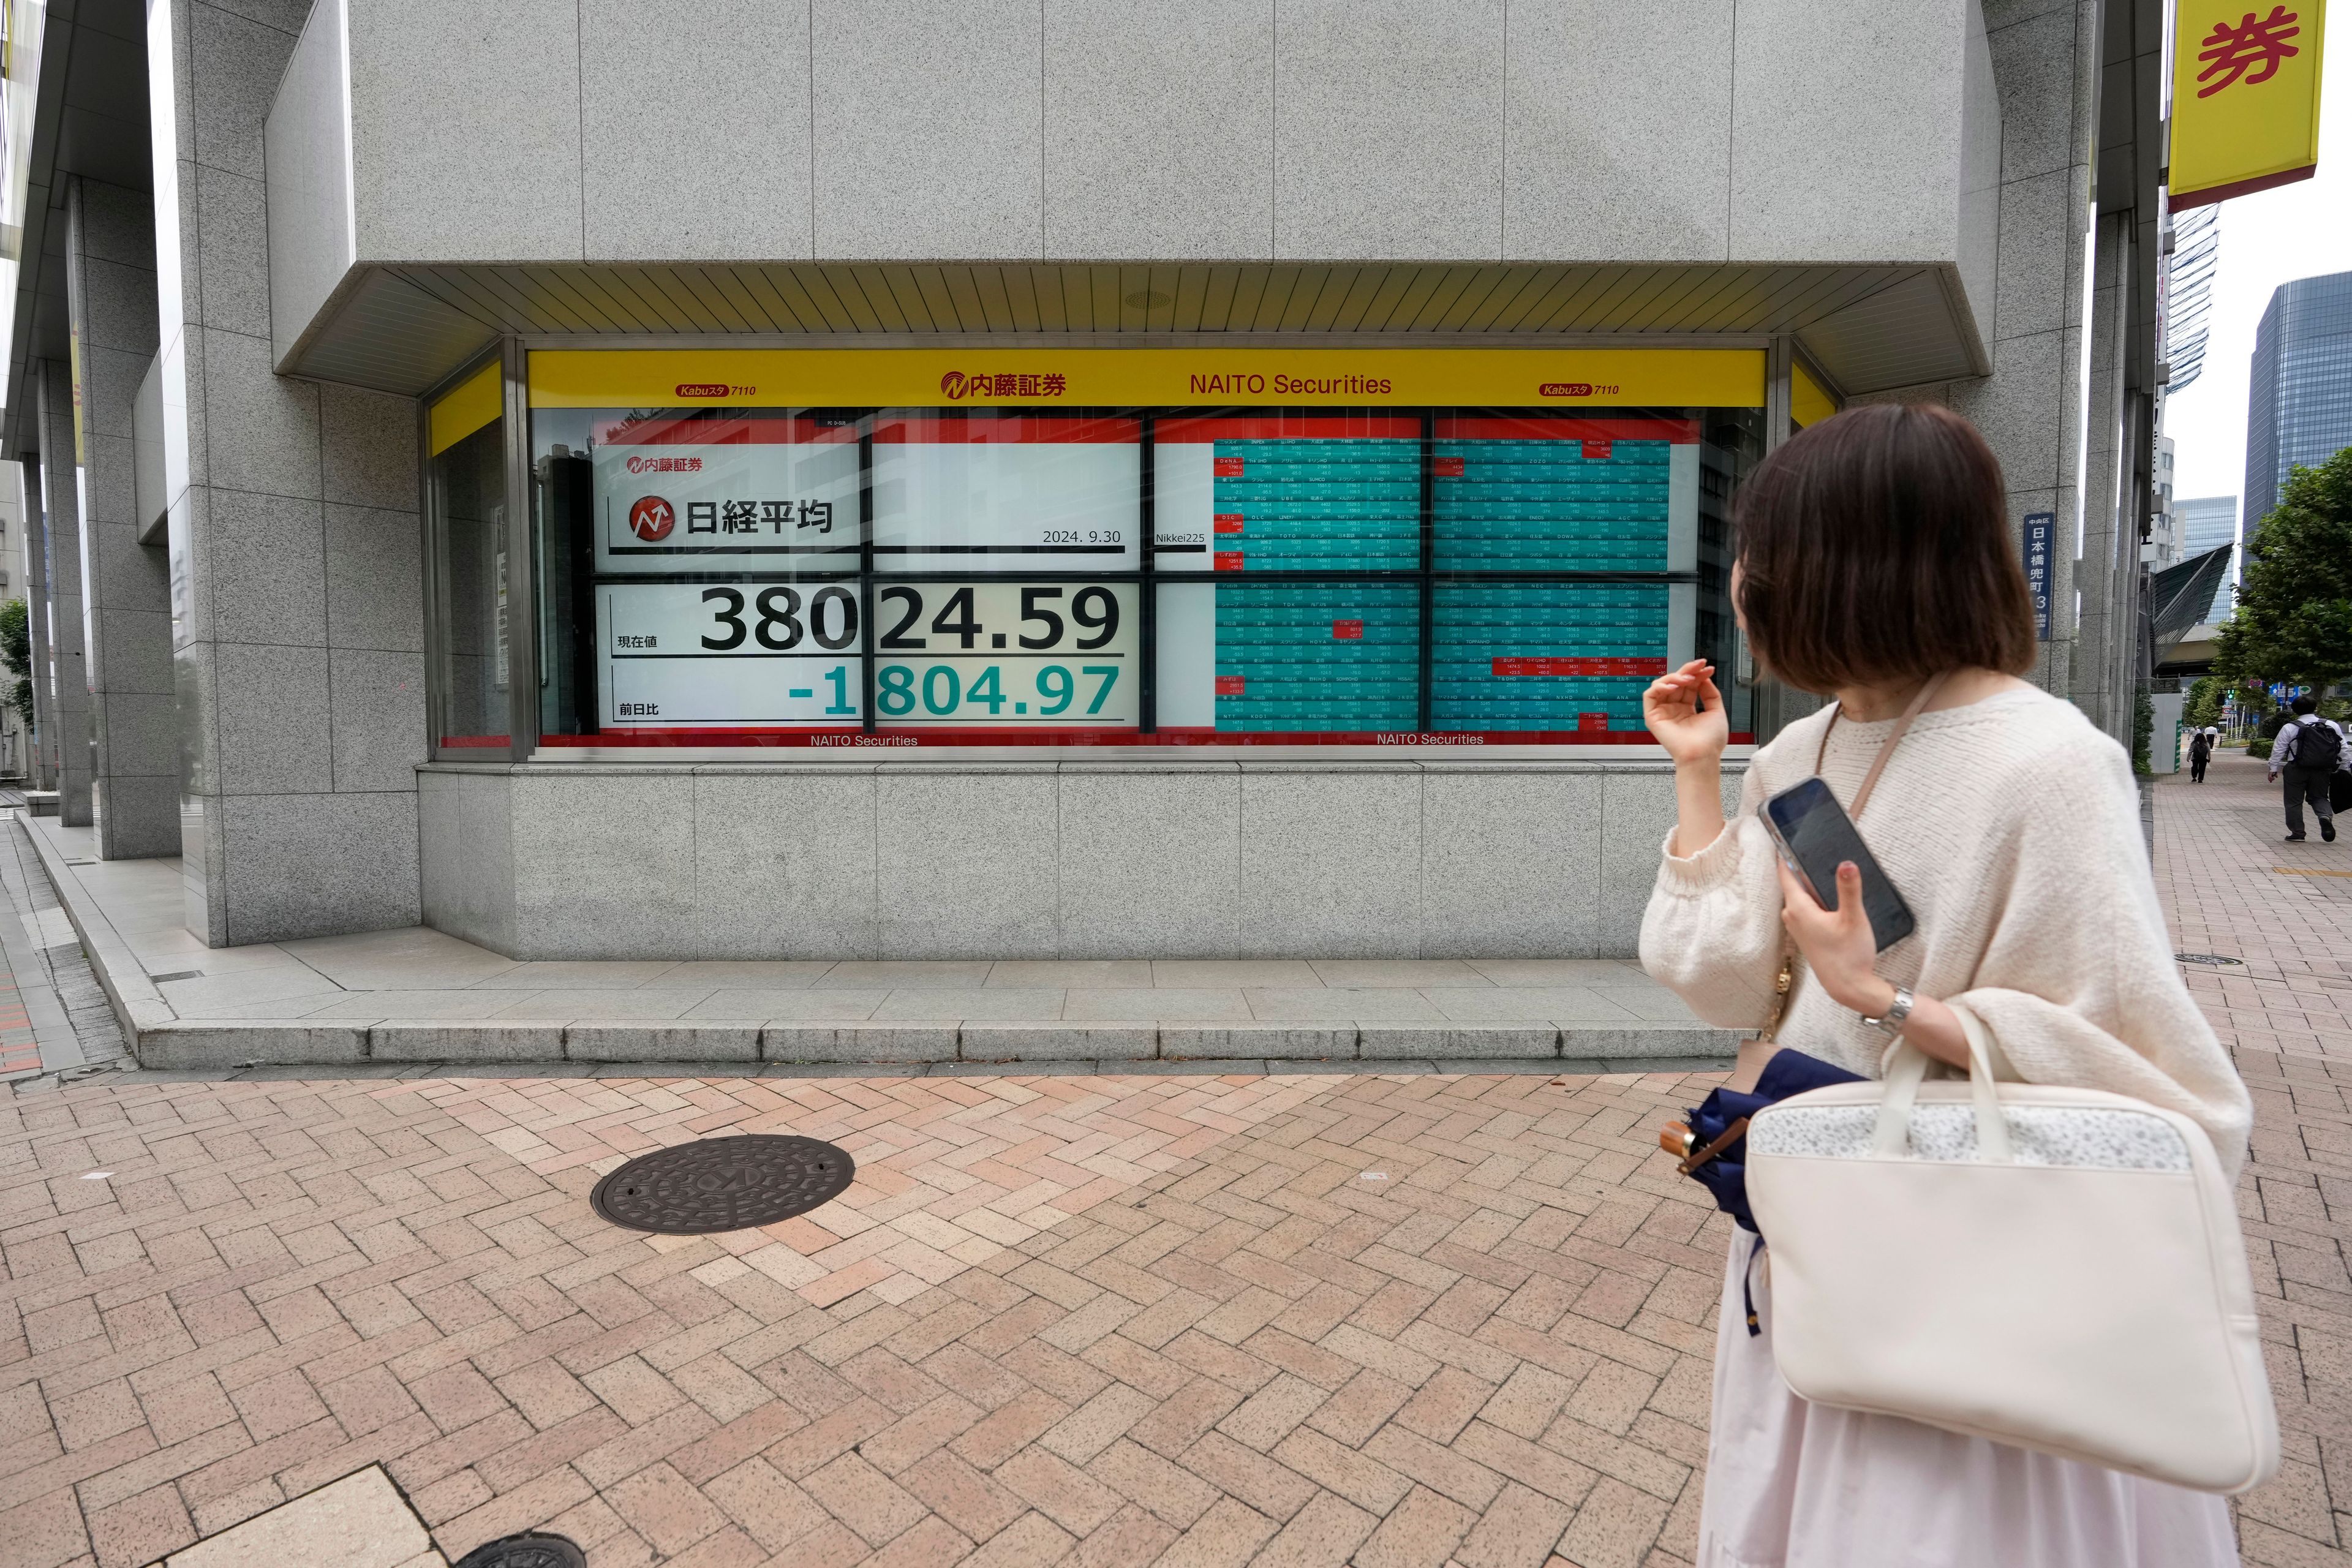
1213;456;1245;477
627;496;677;541
2196;6;2301;96
1491;657;1668;677
1214;551;1244;571
1214;514;1245;533
1577;712;1610;732
1432;456;1466;478
674;383;731;398
1540;382;1595;398
1582;439;1613;461
1333;620;1364;641
1215;676;1246;696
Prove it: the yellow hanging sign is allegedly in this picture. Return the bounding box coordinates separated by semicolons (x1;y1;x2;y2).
2169;0;2328;208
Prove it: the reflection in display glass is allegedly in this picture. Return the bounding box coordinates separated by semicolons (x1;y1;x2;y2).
871;413;1140;573
434;418;508;748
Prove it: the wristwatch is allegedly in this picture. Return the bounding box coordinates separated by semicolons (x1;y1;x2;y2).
1860;985;1915;1038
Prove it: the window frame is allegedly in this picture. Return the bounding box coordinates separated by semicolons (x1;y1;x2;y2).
422;340;540;763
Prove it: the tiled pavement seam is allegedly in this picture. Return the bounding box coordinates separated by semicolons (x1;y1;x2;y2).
0;753;2339;1567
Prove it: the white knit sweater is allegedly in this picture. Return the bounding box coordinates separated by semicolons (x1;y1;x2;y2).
1639;685;2252;1175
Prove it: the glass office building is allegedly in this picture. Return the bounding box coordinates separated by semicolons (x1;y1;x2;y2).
2245;271;2352;529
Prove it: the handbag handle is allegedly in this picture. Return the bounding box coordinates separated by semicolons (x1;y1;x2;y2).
1870;1005;2013;1161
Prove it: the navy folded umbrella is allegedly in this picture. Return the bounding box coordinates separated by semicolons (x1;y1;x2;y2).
1679;1047;1866;1235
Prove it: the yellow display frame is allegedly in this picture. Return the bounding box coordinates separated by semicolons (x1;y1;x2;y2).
528;346;1766;412
1791;360;1838;429
428;360;504;456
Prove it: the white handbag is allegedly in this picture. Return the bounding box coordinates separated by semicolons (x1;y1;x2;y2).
1744;1008;2279;1494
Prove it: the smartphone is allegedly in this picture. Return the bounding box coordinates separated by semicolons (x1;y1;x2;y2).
1759;778;1917;951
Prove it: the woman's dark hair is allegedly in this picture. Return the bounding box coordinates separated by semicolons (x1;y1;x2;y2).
1732;402;2037;693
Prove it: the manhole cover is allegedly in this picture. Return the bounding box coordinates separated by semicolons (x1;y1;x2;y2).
2175;952;2245;966
454;1534;585;1568
590;1135;855;1234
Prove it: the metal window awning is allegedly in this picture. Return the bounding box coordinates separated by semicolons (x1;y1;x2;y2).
279;258;1988;404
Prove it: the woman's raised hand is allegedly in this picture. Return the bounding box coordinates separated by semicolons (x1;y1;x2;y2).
1644;660;1728;765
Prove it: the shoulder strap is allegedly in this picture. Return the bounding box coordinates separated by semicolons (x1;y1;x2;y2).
1812;671;1951;817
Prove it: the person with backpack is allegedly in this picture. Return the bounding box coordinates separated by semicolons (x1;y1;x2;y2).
2188;726;2214;783
2267;695;2348;842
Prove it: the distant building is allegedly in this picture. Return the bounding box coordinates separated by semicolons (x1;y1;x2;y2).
2173;494;2239;624
2149;437;2179;569
2245;270;2352;529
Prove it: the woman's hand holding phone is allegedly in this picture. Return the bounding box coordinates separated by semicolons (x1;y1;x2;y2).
1774;859;1973;1070
1775;859;1892;1016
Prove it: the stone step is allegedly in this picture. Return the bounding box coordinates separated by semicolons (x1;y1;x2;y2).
13;813;1736;1076
131;1016;1740;1071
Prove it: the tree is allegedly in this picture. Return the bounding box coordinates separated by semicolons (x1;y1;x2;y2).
0;598;32;730
2184;674;2225;728
2215;445;2352;693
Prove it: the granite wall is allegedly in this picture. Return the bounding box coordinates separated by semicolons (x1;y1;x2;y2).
151;0;428;943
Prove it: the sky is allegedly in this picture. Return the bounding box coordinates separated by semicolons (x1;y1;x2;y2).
2162;23;2352;525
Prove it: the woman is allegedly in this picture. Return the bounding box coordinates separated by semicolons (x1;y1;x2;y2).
1638;403;2253;1568
2190;725;2214;783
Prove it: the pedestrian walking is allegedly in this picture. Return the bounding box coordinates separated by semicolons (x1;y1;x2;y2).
2267;695;2347;842
1638;403;2252;1567
2188;726;2214;783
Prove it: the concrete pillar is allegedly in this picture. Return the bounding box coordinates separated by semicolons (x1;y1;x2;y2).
36;362;94;824
2073;210;2135;740
1850;0;2103;713
151;0;427;943
65;177;179;857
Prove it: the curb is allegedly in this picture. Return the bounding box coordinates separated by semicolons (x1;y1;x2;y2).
129;1017;1743;1071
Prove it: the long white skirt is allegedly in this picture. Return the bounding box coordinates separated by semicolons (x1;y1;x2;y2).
1698;1238;2240;1568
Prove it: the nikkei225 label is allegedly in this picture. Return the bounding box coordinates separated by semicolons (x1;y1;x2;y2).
599;581;862;728
874;580;1137;728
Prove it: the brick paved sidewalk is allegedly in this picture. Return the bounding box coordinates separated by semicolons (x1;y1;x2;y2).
0;752;2344;1568
2155;751;2352;1567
